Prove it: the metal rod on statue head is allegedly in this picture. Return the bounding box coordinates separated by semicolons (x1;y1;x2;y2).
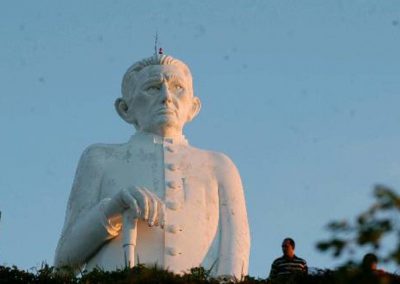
122;210;138;268
154;32;164;55
154;32;158;56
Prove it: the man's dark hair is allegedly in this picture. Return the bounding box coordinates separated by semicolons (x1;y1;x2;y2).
362;253;378;270
283;237;295;249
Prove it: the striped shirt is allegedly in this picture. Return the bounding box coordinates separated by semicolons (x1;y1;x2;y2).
268;255;308;280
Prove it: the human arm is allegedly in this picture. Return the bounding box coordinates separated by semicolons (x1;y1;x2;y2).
303;258;308;274
268;260;278;281
215;153;251;278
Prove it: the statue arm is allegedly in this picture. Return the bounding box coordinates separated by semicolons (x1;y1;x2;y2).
54;145;120;269
215;153;251;278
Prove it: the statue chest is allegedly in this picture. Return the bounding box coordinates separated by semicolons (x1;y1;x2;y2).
97;142;220;269
99;142;218;202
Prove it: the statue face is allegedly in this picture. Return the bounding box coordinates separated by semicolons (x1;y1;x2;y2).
125;64;200;136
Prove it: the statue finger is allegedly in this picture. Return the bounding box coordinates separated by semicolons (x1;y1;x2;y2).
129;197;141;218
150;192;166;228
142;188;164;227
124;205;139;223
118;188;133;209
120;188;137;211
132;187;149;220
141;188;158;226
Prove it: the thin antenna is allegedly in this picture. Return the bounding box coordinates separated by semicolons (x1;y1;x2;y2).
154;31;164;55
154;32;158;55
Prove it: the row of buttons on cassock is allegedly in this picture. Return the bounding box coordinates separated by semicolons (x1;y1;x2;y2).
164;144;183;211
164;144;184;256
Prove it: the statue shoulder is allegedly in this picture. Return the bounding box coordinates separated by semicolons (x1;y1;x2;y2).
78;142;128;167
208;150;236;168
188;146;238;171
197;149;243;191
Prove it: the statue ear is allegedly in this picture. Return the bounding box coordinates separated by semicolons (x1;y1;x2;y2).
187;96;201;122
115;98;137;126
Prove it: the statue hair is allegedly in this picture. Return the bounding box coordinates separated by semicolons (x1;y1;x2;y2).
121;54;193;100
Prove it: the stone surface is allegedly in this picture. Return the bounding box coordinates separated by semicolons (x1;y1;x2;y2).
54;54;250;278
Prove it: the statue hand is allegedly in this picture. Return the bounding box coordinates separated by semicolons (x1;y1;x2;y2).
127;186;166;228
103;187;165;228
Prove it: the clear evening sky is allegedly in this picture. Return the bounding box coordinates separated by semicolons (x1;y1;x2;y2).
1;0;399;277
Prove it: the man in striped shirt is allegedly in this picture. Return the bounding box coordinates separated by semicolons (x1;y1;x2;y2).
268;238;308;282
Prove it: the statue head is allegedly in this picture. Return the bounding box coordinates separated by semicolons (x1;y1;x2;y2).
115;54;201;137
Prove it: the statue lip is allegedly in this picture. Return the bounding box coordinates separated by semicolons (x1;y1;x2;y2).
156;107;176;116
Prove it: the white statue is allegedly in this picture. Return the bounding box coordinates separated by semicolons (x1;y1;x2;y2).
54;54;250;278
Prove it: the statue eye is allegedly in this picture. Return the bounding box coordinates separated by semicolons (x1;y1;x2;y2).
146;85;161;92
173;84;184;92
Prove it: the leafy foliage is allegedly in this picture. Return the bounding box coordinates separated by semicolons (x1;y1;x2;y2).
1;264;400;284
316;185;400;264
0;264;249;284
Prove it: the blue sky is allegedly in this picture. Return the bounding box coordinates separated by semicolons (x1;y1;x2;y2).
1;0;400;277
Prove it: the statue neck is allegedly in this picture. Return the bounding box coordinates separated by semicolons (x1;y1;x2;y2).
132;131;188;145
151;127;183;138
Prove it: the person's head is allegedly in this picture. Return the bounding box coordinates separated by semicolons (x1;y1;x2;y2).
282;238;295;258
362;253;378;271
115;54;201;137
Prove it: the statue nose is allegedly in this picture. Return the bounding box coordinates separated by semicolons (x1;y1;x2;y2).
161;85;172;104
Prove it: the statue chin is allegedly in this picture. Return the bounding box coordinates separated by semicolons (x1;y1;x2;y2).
140;117;182;137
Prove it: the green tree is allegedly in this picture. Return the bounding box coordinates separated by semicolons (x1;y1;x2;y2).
316;185;400;265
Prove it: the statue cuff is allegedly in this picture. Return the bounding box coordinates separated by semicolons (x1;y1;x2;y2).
99;198;122;236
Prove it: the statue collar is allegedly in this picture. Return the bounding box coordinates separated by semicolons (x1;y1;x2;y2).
130;131;189;146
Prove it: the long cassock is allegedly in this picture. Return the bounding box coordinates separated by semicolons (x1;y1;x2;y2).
54;131;250;277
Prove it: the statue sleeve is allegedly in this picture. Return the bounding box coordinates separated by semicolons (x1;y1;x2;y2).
54;145;120;269
216;153;251;278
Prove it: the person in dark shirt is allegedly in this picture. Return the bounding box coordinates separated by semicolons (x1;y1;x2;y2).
268;238;308;283
361;253;387;277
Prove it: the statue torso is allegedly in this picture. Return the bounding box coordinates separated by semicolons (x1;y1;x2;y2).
86;132;221;273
